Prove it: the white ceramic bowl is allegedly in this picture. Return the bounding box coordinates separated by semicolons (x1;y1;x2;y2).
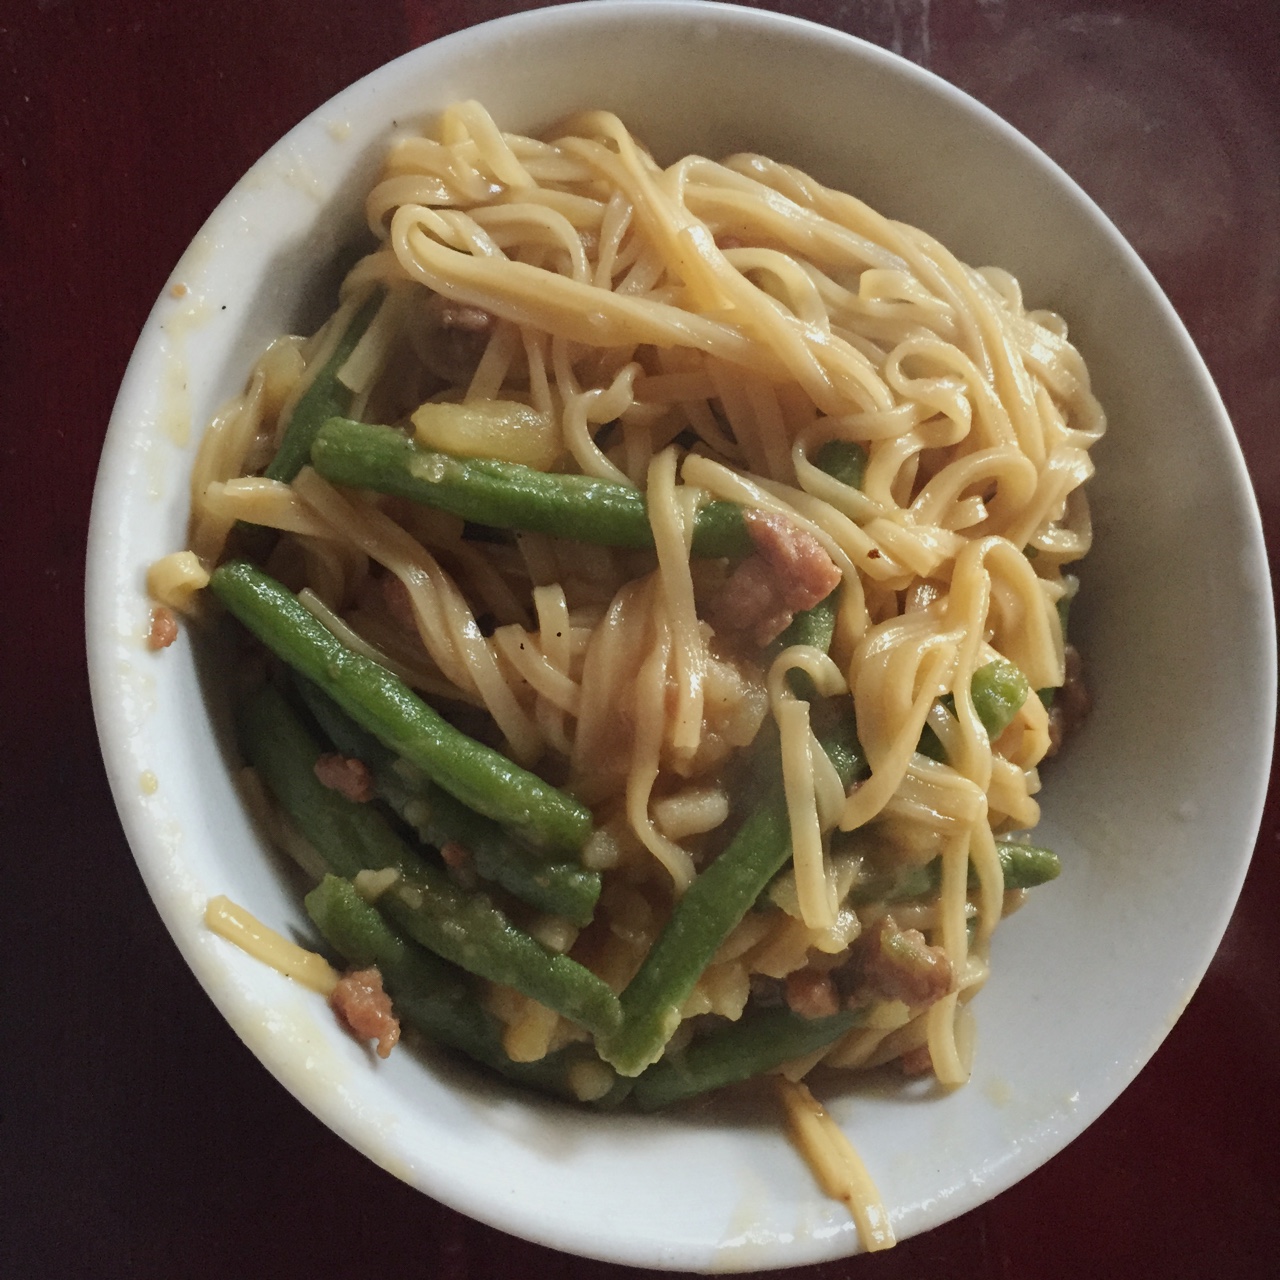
86;1;1275;1269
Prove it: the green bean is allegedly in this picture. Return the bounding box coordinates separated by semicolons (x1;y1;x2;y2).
812;439;867;490
598;710;868;1077
773;589;839;701
631;1008;860;1111
292;674;601;925
211;559;592;855
263;289;385;483
309;417;753;557
774;591;839;656
992;840;1061;889
850;839;1061;905
305;874;628;1104
970;659;1030;738
237;684;620;1038
917;658;1030;762
241;682;417;879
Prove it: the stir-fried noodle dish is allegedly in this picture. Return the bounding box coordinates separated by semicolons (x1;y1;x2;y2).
150;103;1101;1247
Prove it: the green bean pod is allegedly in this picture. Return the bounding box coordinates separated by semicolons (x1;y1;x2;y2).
812;439;867;490
305;874;628;1104
599;710;868;1077
309;417;753;557
211;559;592;855
293;674;601;925
264;289;385;483
238;684;620;1038
772;589;839;701
850;839;1061;905
631;1008;860;1111
918;658;1031;762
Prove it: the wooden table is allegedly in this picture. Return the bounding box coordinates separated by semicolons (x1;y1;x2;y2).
5;2;1277;1275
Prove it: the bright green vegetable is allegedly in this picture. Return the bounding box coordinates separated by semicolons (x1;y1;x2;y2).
993;841;1061;889
969;659;1030;739
305;875;627;1104
917;658;1030;762
850;839;1061;905
292;674;601;925
263;290;384;483
309;417;753;557
812;439;867;490
631;1007;860;1111
210;559;592;855
237;683;620;1038
598;710;868;1077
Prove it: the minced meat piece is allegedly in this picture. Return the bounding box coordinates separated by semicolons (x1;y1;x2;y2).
146;606;179;651
707;511;841;646
330;967;400;1058
313;753;375;804
785;968;841;1020
858;915;952;1007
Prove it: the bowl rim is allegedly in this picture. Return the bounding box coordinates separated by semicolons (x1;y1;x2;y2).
85;0;1277;1269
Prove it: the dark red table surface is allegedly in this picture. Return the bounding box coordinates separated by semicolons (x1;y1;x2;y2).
3;2;1278;1276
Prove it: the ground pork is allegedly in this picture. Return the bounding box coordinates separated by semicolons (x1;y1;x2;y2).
313;753;375;804
708;511;841;646
146;606;179;651
858;915;952;1007
330;967;400;1058
785;968;842;1020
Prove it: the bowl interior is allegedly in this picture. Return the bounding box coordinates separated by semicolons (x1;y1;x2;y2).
86;2;1274;1270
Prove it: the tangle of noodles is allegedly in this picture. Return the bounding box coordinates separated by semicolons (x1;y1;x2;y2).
163;103;1103;1249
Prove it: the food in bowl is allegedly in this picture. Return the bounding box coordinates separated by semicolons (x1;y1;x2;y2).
146;99;1103;1251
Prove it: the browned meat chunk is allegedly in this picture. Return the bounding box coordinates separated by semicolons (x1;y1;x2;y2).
330;967;401;1058
708;511;842;646
785;968;841;1020
313;753;375;804
439;303;495;334
419;295;497;383
1046;644;1090;756
146;606;179;651
899;1045;934;1076
859;915;952;1008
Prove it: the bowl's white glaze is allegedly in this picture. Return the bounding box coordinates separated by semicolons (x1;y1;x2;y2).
86;2;1274;1269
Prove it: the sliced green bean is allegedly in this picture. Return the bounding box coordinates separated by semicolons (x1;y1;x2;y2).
263;289;385;483
850;839;1061;905
238;684;620;1038
309;417;753;557
211;559;592;855
992;840;1061;889
305;874;628;1105
812;439;867;490
598;710;868;1077
773;589;839;701
970;659;1030;738
631;1008;860;1111
293;674;601;925
918;658;1030;762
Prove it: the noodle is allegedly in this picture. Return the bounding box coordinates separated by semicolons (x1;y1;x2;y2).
173;102;1102;1250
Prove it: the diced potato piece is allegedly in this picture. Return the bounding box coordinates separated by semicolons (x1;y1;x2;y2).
412;398;559;470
